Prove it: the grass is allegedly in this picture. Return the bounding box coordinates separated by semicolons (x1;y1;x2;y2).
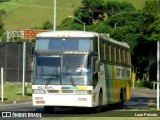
0;82;32;103
1;0;147;31
1;0;82;30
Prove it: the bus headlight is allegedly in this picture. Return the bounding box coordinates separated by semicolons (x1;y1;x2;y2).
33;89;46;94
75;90;92;95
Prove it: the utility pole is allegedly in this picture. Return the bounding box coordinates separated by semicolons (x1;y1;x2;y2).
54;0;56;31
157;41;160;110
69;16;86;31
22;42;26;96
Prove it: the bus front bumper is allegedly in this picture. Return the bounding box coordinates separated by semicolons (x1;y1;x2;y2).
32;94;93;107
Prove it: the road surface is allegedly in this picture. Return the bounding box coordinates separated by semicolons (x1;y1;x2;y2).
0;88;158;119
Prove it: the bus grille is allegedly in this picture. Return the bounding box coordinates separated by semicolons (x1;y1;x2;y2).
47;90;75;93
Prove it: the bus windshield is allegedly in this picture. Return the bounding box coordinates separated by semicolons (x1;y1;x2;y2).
33;54;92;85
36;38;92;51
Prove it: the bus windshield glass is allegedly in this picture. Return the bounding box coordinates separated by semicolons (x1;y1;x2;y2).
36;38;92;51
32;54;92;85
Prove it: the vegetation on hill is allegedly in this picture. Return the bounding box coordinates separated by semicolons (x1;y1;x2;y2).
0;0;146;31
0;0;82;30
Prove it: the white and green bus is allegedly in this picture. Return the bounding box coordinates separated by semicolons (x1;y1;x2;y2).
32;31;131;113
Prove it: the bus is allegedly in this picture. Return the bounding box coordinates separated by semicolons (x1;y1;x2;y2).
32;31;131;113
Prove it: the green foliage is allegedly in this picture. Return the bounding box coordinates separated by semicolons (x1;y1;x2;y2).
74;0;106;25
0;9;6;17
106;1;135;18
61;18;73;26
88;22;111;33
148;18;160;41
104;11;147;49
0;9;5;39
134;80;153;89
0;18;5;41
143;0;158;15
0;0;10;2
42;21;53;30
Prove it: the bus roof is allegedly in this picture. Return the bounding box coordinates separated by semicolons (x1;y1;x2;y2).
37;30;99;38
99;34;130;48
37;30;129;48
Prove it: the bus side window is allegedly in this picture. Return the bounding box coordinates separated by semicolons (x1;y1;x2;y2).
106;44;109;61
93;37;98;53
94;57;100;73
127;50;131;66
125;50;127;65
100;41;105;60
114;46;116;62
116;47;119;63
111;45;115;62
123;49;126;64
119;48;121;63
121;48;125;64
93;57;99;87
106;44;111;61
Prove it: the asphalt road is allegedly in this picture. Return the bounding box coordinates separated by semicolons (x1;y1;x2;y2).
125;88;157;109
0;88;158;119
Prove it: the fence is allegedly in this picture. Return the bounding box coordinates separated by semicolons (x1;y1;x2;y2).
0;42;32;82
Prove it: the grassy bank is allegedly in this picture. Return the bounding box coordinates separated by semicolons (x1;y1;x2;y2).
1;0;146;31
1;0;81;30
0;82;32;103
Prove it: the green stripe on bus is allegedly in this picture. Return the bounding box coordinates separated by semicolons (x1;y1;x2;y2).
61;86;77;90
105;64;113;103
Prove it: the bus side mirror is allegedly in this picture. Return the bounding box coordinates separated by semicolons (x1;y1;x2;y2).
94;59;100;73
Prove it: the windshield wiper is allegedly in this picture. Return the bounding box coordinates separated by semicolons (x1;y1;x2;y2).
68;72;76;87
45;80;51;86
45;77;52;86
44;74;54;86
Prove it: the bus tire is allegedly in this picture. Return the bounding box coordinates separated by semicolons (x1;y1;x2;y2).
123;89;126;102
44;106;54;113
94;91;103;112
118;90;124;109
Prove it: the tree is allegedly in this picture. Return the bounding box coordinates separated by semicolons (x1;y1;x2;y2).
0;18;5;41
42;21;53;30
102;10;154;80
105;11;145;40
74;0;106;25
0;9;6;18
148;18;160;41
143;0;159;14
106;1;135;18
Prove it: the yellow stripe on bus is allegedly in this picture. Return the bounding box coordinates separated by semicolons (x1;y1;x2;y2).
78;86;87;90
111;65;115;79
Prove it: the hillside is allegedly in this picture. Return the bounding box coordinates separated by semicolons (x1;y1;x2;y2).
1;0;146;31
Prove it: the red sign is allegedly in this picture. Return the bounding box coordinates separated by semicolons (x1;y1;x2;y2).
21;30;50;39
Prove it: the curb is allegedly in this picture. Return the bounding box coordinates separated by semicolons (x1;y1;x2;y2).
0;100;32;105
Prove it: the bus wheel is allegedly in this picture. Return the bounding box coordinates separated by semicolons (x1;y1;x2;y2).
99;92;103;106
94;92;103;112
44;106;54;113
123;89;126;102
118;90;124;109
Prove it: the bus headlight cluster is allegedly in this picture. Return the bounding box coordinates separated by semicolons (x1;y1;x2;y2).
75;90;92;95
33;89;46;94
